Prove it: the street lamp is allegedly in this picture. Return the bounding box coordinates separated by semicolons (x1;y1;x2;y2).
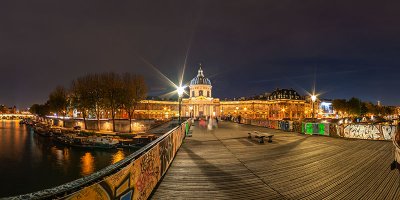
311;94;317;122
177;86;185;124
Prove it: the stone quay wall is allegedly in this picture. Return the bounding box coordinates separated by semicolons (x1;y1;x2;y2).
51;118;156;133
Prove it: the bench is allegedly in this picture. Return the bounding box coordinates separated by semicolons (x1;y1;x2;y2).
248;131;274;143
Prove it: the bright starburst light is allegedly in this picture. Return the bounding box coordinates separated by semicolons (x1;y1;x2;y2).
137;54;189;98
177;86;185;97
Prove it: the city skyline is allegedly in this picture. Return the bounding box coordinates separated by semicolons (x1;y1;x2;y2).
1;0;400;108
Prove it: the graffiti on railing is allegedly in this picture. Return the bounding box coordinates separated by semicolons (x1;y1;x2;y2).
63;123;187;200
243;118;396;141
382;125;396;140
302;123;330;136
343;124;395;140
159;134;173;175
329;124;339;137
292;121;301;133
65;147;160;200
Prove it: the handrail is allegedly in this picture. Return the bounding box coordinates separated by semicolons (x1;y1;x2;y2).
6;120;186;200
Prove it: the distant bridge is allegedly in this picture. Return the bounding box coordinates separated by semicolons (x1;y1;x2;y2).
0;114;35;119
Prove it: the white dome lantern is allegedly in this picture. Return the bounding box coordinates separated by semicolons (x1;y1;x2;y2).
189;64;212;98
190;66;212;86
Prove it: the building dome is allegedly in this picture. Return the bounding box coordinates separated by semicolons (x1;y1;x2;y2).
267;88;303;100
190;66;211;86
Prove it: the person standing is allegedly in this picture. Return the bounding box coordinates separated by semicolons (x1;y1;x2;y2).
207;117;213;130
199;118;206;128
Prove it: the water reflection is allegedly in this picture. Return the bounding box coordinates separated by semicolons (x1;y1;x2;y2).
0;120;134;197
0;120;24;162
50;146;70;167
80;152;95;176
112;150;125;164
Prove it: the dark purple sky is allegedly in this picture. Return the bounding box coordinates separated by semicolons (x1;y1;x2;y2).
1;0;400;108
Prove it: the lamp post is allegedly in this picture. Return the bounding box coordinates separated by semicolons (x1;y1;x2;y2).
311;94;317;122
177;86;185;124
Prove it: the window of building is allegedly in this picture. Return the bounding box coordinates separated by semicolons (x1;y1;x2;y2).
199;90;203;96
207;91;210;97
192;91;195;97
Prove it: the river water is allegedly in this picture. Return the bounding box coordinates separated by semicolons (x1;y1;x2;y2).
0;120;135;198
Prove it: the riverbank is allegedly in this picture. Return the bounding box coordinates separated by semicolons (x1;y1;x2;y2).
23;119;175;150
0;120;133;197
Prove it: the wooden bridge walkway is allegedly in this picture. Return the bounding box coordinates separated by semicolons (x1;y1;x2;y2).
150;121;400;199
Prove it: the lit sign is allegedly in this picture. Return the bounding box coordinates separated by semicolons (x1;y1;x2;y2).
320;102;333;114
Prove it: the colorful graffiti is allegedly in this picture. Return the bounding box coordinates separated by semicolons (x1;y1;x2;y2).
62;121;188;200
65;162;137;200
278;121;291;131
303;123;330;136
159;134;173;175
382;125;396;140
135;147;160;199
343;124;396;140
244;119;396;141
249;120;283;131
292;121;302;133
329;124;339;137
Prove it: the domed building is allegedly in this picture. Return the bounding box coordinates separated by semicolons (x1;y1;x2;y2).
189;66;212;98
181;64;220;118
129;64;310;121
58;63;315;131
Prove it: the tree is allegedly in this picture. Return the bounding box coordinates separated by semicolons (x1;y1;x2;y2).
30;103;50;117
71;77;90;130
382;106;395;116
0;105;6;113
365;102;378;116
101;72;124;132
71;74;105;130
87;74;104;131
48;86;69;119
121;73;147;132
29;104;39;115
332;99;347;116
360;102;368;116
347;97;361;116
71;79;85;129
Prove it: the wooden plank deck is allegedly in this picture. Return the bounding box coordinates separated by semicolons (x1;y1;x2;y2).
150;121;400;200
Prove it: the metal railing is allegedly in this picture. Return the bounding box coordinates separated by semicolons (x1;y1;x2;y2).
7;119;190;200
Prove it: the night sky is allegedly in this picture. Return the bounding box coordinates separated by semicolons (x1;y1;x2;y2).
1;0;400;109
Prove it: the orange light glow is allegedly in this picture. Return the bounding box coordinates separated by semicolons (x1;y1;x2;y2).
80;152;94;176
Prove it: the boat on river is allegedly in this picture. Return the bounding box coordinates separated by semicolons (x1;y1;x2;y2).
33;123;52;137
86;136;119;149
53;134;119;149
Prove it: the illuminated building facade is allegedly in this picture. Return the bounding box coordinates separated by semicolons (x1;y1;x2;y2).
219;89;307;120
131;66;314;120
132;65;220;119
182;66;220;118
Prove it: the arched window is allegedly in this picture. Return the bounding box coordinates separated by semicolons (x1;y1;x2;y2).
199;90;203;96
192;91;195;97
207;91;210;97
